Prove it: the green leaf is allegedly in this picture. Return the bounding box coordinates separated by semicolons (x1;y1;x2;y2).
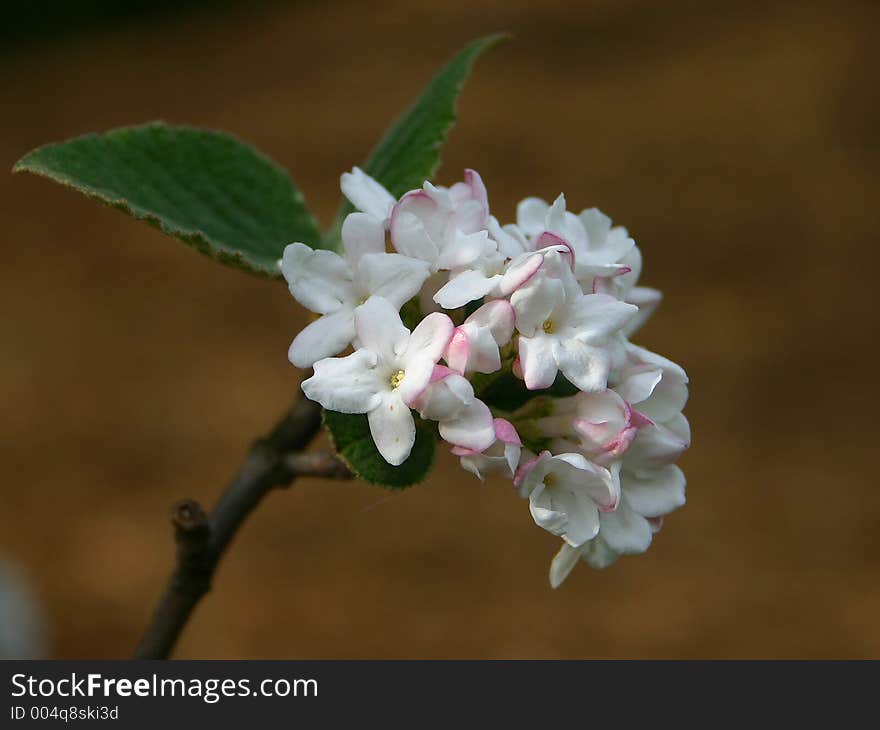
323;410;435;489
328;33;507;246
476;371;579;413
14;122;323;276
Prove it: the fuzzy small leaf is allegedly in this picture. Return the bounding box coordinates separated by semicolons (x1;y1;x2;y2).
329;33;506;244
14;122;323;276
323;410;435;489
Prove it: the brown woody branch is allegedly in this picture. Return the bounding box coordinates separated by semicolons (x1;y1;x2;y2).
133;397;350;659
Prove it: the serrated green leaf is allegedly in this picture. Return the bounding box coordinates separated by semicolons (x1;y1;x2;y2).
328;33;507;246
14;122;324;276
323;409;435;489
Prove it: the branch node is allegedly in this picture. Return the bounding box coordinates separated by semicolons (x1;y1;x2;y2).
282;451;353;483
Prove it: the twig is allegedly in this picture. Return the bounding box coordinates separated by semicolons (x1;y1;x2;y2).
133;397;351;659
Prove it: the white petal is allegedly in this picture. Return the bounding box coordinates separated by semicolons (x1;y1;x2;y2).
389;190;442;263
553;453;618;510
554;340;611;393
623;465;686;517
517;197;549;236
354;296;410;364
518;336;559;390
499;251;544;295
406;311;455;364
511;276;565;337
583;537;619;569
467;299;515;345
439;398;495;451
579;207;612;244
301;349;384;413
355;253;430;308
549;542;582;589
288;309;355;368
342;212;386;265
460;323;502;373
488;217;529;258
529;488;568;538
281;242;354;315
600;501;653;554
546;194;568;234
622;286;662;337
397;353;438;406
559;492;600;547
626;414;690;466
341;167;395;220
567;293;638;343
448;169;489;233
434;230;491;270
621;344;688;422
414;370;473;421
433;269;500;309
615;365;664;407
367;392;416;466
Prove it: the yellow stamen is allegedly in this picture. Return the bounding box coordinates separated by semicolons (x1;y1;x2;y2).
390;370;406;389
542;319;555;334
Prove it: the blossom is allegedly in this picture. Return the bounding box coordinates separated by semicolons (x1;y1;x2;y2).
549;463;686;587
412;366;495;452
389;170;494;272
281;214;430;367
452;418;522;480
536;389;648;466
432;241;551;310
518;195;635;282
547;349;690;587
287;166;690;586
445;300;515;374
301;296;453;465
511;249;638;391
515;451;618;547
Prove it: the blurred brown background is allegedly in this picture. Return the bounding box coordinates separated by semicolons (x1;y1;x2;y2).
1;0;877;658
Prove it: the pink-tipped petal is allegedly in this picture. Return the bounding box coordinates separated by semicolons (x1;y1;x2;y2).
493;418;522;447
533;230;575;269
445;328;471;374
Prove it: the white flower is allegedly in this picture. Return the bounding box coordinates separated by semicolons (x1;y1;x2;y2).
452;418;522;480
390;170;495;273
549;463;686;587
301;296;453;465
511;249;638;391
432;242;553;310
515;451;618;547
536;389;647;466
518;195;635;282
412;366;495;452
340;167;396;223
281;213;430;368
444;300;515;374
548;346;690;587
290;166;690;587
614;343;689;424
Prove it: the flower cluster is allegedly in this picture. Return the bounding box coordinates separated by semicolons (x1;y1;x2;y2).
281;168;690;586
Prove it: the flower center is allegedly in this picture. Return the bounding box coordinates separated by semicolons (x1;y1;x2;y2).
389;369;406;389
544;473;557;487
542;319;555;334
